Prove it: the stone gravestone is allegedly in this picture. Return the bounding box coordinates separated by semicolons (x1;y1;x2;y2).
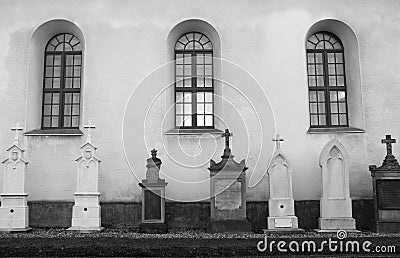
0;123;31;232
265;134;302;232
67;123;103;232
317;138;357;232
207;129;251;233
370;135;400;233
139;149;168;233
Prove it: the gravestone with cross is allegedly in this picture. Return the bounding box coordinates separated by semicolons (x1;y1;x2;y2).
0;123;31;232
370;134;400;233
265;134;303;232
138;149;168;233
207;129;251;233
317;138;358;232
67;123;103;232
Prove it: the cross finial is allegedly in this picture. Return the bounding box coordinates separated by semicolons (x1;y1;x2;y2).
382;135;396;156
273;134;284;150
221;129;233;150
84;122;96;143
11;122;23;146
151;148;157;159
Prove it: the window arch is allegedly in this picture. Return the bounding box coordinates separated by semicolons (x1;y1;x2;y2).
174;32;214;128
42;33;82;129
306;31;348;128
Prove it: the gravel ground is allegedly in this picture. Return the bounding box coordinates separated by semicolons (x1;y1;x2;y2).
0;228;399;257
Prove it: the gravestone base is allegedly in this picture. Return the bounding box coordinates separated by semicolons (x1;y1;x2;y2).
207;219;251;233
266;216;302;231
67;193;103;233
374;221;400;233
0;194;31;232
316;217;359;232
139;223;168;234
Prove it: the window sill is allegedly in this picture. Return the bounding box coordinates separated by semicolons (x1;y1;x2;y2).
165;128;223;135
24;129;83;136
307;127;365;134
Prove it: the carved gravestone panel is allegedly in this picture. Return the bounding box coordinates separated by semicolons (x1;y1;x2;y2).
377;180;400;209
144;190;162;220
215;179;242;210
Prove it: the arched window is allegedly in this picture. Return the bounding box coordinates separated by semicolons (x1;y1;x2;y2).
175;32;213;128
42;33;82;129
306;32;348;128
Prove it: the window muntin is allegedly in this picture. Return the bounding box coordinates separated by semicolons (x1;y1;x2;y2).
307;32;348;127
175;32;214;128
42;33;82;129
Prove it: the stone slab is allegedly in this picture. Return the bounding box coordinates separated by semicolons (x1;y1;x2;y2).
206;219;251;233
0;227;31;233
374;221;400;233
67;226;104;233
139;223;168;234
318;217;357;230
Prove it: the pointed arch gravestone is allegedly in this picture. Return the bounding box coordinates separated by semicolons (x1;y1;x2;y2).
67;123;103;232
265;134;302;232
0;123;31;232
317;139;357;232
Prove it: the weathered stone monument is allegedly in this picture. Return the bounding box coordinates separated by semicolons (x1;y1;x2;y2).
370;135;400;233
265;134;302;232
207;129;251;233
317;138;357;232
139;149;168;233
0;123;31;232
68;123;103;232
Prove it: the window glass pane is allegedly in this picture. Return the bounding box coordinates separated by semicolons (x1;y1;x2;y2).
330;103;338;113
65;78;72;88
197;104;204;114
315;53;323;63
205;77;212;87
339;102;347;113
52;105;59;115
184;104;192;115
176;65;183;76
46;55;53;64
205;104;212;114
337;76;345;86
307;53;315;64
72;116;79;127
184;92;191;102
54;55;61;65
194;42;203;50
45;78;52;88
74;66;81;77
197;66;204;76
318;103;325;113
65;93;72;104
64;117;71;127
331;115;339;125
183;116;192;126
319;115;326;125
205;92;212;102
74;55;81;65
329;76;336;86
176;104;183;114
176;116;183;127
205;54;212;64
64;105;71;115
310;115;318;126
197;92;204;102
328;64;335;75
45;67;53;77
316;65;323;75
308;76;316;86
309;91;317;102
336;53;343;63
336;64;344;74
184;66;191;76
44;93;52;104
43;117;51;127
51;117;59;127
184;78;191;87
66;55;73;65
73;93;80;104
176;78;183;87
205;65;212;76
73;78;81;88
205;115;213;126
308;65;315;75
72;105;79;115
184;54;191;64
53;78;60;88
327;53;335;63
330;91;337;101
43;105;51;116
317;91;325;101
197;115;204;126
338;91;346;101
339;114;347;125
196;54;204;64
316;76;324;86
53;66;61;77
53;93;59;104
176;92;183;102
310;103;317;113
197;77;204;87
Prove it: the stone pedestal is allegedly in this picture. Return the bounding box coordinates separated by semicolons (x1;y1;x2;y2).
207;129;251;233
0;125;31;232
139;149;168;234
370;135;400;233
68;137;103;233
317;139;357;232
265;135;302;232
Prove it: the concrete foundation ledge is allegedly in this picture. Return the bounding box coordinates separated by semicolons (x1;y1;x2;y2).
207;219;251;233
374;221;400;233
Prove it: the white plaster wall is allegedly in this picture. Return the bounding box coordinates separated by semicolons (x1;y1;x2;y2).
0;0;399;202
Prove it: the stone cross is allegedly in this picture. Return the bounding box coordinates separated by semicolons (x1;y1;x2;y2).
84;122;96;143
221;129;233;150
273;134;284;150
11;122;23;146
382;135;396;156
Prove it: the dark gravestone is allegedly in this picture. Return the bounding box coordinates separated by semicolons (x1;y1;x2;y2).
370;135;400;233
138;149;168;233
144;190;161;220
